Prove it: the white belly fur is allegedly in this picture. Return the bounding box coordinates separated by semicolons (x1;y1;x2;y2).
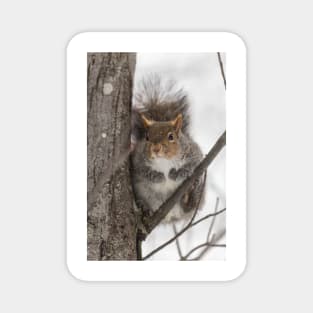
150;157;183;193
149;157;185;221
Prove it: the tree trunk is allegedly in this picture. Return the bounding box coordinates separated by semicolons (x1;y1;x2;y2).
87;53;137;260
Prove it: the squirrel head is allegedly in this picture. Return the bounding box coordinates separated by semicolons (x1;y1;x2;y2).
140;113;183;160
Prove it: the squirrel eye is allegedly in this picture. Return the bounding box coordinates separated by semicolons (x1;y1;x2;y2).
146;133;149;141
168;133;174;141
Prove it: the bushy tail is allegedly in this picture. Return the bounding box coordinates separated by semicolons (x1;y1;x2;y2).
132;74;190;140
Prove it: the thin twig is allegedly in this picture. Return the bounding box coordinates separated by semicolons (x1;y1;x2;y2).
142;207;225;260
182;243;226;260
217;52;226;89
190;208;226;228
173;224;183;259
191;229;226;261
207;197;219;242
179;197;220;260
180;197;225;261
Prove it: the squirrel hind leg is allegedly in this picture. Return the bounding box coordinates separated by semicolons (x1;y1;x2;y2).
180;191;196;213
180;179;205;213
135;197;154;217
180;192;192;213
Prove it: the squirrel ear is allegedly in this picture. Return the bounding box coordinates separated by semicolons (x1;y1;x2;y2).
140;114;154;128
172;113;183;133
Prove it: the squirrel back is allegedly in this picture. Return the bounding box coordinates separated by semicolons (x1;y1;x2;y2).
132;74;191;141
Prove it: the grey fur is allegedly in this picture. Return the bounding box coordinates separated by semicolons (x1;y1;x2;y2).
131;75;205;223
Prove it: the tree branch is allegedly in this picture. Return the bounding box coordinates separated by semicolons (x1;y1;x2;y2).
217;52;226;89
173;224;183;259
190;207;226;228
143;207;226;260
143;131;226;234
207;197;219;242
189;229;226;261
179;198;224;261
182;243;226;260
185;198;223;261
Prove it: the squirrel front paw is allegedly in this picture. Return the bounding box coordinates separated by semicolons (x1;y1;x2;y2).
149;170;165;183
169;168;178;180
169;167;191;180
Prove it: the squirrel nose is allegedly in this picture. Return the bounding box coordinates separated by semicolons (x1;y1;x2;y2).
152;144;162;153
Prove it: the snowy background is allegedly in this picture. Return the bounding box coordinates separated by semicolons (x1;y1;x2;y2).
134;53;226;260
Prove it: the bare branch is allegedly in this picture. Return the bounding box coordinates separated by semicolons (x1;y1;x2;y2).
142;207;225;260
177;198;223;260
182;243;226;260
190;197;224;260
190;207;226;228
173;224;183;259
217;52;226;89
144;131;226;234
190;229;226;261
179;198;224;261
207;197;219;242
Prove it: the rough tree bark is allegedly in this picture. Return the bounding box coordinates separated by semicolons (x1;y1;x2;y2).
87;53;137;260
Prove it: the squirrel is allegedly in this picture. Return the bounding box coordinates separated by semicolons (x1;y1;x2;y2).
131;75;205;223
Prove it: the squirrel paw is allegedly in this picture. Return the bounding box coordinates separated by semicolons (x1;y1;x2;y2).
150;170;165;183
135;199;154;219
169;167;190;180
169;168;178;180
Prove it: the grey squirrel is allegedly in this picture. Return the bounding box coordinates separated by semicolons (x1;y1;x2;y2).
131;75;205;223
